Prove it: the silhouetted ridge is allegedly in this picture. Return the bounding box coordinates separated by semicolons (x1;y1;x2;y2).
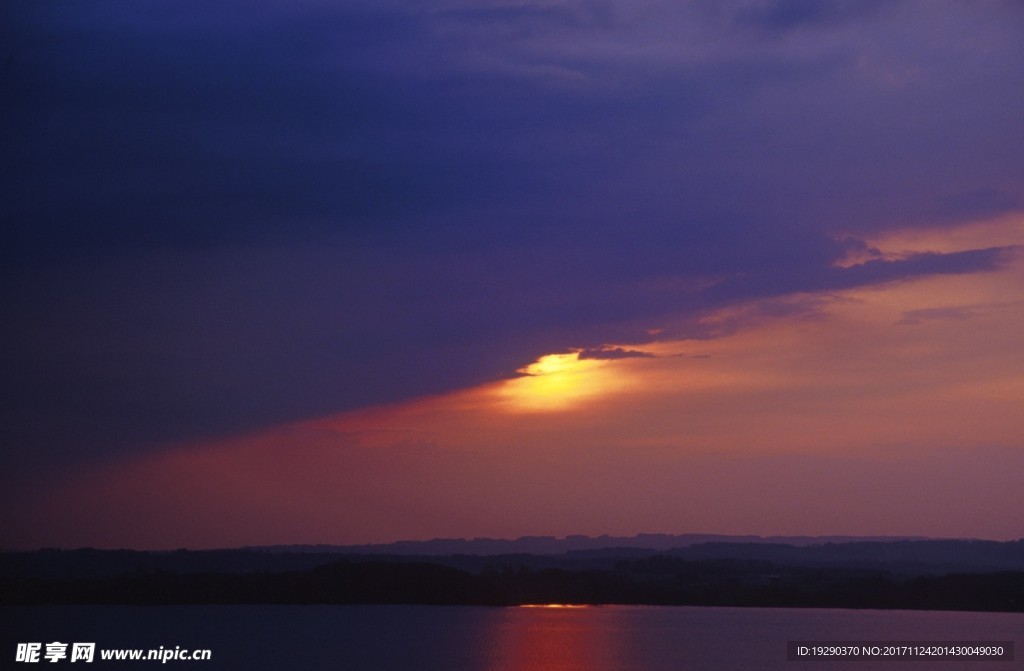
3;540;1024;611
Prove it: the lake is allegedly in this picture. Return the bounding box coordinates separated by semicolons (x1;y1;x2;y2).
2;605;1019;669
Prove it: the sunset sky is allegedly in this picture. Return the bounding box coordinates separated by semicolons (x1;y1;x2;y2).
3;0;1023;549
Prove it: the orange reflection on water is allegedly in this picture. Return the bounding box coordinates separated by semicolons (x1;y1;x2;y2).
485;607;618;671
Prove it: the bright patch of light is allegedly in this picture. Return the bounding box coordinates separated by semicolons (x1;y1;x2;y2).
495;352;635;413
518;603;592;609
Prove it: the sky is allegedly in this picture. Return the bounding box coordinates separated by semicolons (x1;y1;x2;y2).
2;0;1023;549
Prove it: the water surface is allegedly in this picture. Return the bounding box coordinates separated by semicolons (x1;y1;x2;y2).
3;605;1020;670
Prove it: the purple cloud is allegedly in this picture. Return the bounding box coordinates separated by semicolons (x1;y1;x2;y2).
2;0;1022;484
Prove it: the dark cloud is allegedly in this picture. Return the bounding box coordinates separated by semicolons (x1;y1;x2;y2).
832;248;1010;290
432;2;611;31
3;4;443;259
3;0;1022;482
576;347;655;360
734;0;890;32
934;189;1023;222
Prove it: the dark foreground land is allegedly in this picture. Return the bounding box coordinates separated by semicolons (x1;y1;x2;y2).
3;538;1023;611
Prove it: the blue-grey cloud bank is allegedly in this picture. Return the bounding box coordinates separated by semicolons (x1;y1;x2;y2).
3;0;1022;482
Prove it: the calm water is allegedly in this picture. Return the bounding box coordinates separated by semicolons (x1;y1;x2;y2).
2;605;1020;670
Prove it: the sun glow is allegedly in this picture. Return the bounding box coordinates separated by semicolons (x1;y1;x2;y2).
518;604;593;608
495;352;636;413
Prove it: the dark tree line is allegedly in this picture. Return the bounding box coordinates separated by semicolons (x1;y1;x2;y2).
3;556;1023;611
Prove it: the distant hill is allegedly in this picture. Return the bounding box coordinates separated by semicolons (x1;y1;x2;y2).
3;536;1022;583
245;533;934;556
650;539;1024;575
